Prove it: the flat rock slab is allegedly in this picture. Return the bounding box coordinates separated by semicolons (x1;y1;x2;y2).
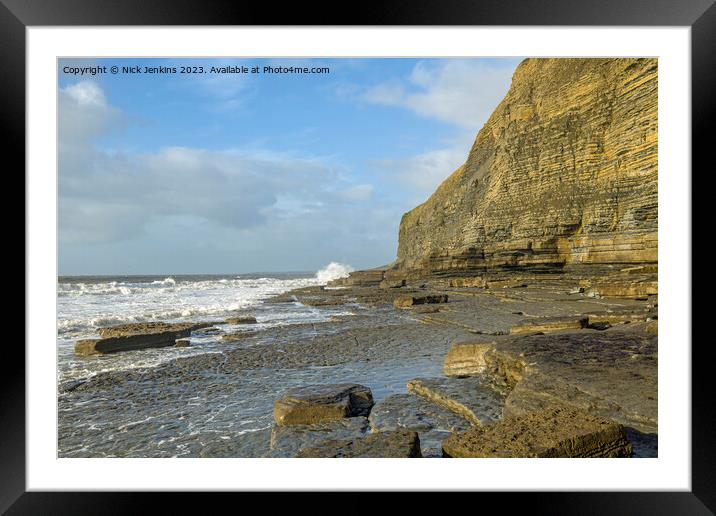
394;294;448;309
268;417;369;457
442;406;632;458
193;326;222;335
224;316;257;325
77;321;215;355
588;280;658;299
443;340;496;377
380;279;406;289
412;305;442;314
510;316;588;334
296;428;422;458
494;327;658;433
369;394;472;458
76;331;181;356
407;377;505;425
221;331;257;342
274;383;374;426
584;310;651;325
97;321;211;338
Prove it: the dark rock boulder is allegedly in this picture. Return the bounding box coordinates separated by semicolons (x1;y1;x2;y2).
394;294;448;309
274;383;374;426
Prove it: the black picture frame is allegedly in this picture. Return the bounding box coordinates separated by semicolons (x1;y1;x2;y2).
4;0;709;511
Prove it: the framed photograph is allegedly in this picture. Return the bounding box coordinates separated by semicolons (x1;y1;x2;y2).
7;0;710;510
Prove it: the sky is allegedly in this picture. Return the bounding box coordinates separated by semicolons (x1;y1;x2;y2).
58;57;521;275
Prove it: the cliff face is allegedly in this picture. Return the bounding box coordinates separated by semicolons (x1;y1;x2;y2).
395;58;657;279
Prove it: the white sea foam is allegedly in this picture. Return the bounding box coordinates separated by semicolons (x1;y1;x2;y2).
58;276;322;335
57;268;357;383
315;262;354;283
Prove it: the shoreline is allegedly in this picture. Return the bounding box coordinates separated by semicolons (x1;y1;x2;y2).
58;275;657;458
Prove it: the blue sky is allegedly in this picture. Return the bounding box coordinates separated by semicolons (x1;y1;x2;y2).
58;57;521;275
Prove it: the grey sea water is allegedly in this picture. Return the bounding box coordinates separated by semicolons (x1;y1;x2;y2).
57;267;458;457
57;271;356;383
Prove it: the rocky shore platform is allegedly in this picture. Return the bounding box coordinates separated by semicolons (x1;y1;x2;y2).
59;270;657;458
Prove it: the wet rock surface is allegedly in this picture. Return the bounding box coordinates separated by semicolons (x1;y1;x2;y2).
268;417;369;457
492;326;657;433
442;406;632;458
76;332;180;356
296;428;422;458
274;383;374;426
97;322;213;338
224;316;257;325
509;316;589;334
76;322;213;355
59;302;465;457
59;280;657;458
369;394;472;457
221;331;257;342
407;377;506;425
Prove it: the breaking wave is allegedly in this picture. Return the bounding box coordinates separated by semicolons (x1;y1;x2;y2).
57;274;323;339
315;262;354;283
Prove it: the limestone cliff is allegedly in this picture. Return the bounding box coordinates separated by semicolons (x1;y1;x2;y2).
394;58;657;279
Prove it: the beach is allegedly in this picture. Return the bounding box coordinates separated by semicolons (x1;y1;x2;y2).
58;270;657;458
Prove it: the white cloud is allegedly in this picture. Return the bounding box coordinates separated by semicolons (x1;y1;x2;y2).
337;184;373;202
64;81;107;106
57;59;520;274
360;59;519;202
361;59;516;130
376;144;469;194
58;81;400;273
362;81;405;105
59;80;122;147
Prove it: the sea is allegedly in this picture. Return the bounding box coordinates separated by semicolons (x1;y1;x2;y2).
57;263;457;457
57;263;355;385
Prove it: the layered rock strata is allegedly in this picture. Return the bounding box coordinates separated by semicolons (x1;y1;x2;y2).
442;341;495;377
441;325;657;433
442;406;632;458
334;59;658;289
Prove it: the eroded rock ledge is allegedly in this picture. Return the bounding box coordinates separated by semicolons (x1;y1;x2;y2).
442;406;632;458
75;322;213;356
